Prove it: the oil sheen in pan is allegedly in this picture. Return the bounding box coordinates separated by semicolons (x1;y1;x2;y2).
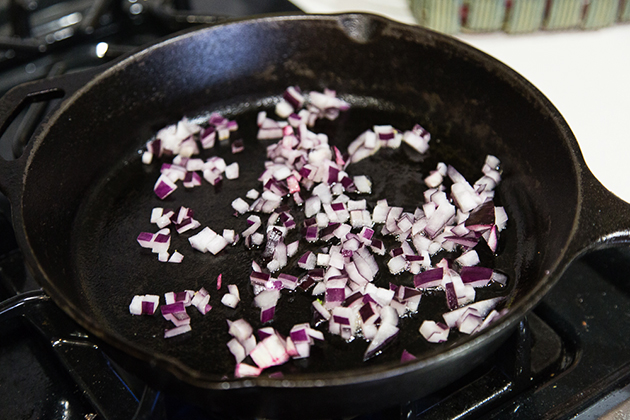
69;96;513;378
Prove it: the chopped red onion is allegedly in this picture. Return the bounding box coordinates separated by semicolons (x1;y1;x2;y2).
401;349;417;363
484;225;499;252
402;130;430;154
478;308;508;331
387;255;408;275
163;311;191;327
224;162;239;179
150;208;163;224
460;266;494;287
419;320;449;343
154;175;178;200
465;200;495;230
234;363;263;378
278;273;298;290
455;250;479;267
136;232;155;249
151;233;171;255
164;292;185;306
188;227;217;252
495;206;508;231
175;218;201;234
458;312;484;334
207;235;228;255
353;175;372;194
168;251;184;263
250;333;290;369
161;301;186;316
364;323;399;361
227;338;246;364
221;292;239;308
492;271;508;285
254;290;280;323
312;299;331;320
227;319;253;343
304;226;318;242
164;324;192;338
442;297;505;329
283;86;306;109
129;295;160;315
135;88;511;371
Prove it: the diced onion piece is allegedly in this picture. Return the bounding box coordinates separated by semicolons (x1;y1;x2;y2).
168;251;184;263
495;206;508;231
492;271;508;285
353;175;372;194
129;295;160;315
413;267;444;289
419;320;449;343
154;175;178;200
221;292;240;308
234;363;263;378
150;208;163;224
246;189;260;200
387;255;408;274
255;290;280;323
137;232;154;249
363;323;399;361
164;324;191;338
190;288;211;314
402;130;430;154
152;234;171;254
442;297;505;328
188;227;217;253
228;319;253;343
232;198;249;214
207;235;228;255
250;334;290;369
227;284;240;300
225;162;239;179
460;266;494;287
455;250;479;267
227;338;246;363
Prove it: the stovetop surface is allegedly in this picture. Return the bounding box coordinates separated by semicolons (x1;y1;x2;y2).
1;1;630;419
3;242;630;419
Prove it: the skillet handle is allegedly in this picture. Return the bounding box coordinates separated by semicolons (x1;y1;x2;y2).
566;171;630;262
0;67;103;202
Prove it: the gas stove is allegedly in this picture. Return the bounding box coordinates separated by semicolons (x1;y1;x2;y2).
1;1;630;419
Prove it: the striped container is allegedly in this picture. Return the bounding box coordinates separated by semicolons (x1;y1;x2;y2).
462;0;507;32
408;0;628;33
409;0;464;33
503;0;546;33
582;0;620;29
543;0;582;29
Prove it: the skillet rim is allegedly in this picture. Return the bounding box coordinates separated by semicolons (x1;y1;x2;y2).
14;12;586;390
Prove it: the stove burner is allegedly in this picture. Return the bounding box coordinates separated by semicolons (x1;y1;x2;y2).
0;0;301;71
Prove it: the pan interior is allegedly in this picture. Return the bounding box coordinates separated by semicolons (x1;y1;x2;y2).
18;15;581;381
68;98;518;378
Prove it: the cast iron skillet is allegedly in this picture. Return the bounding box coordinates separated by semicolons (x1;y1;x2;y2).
1;13;630;419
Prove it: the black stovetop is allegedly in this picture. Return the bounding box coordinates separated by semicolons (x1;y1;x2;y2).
3;239;630;419
1;1;630;419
